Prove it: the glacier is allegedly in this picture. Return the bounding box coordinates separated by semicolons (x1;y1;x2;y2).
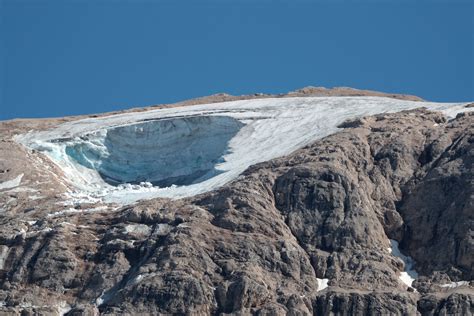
15;96;472;204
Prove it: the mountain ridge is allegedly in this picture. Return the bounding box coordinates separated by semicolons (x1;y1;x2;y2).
0;89;472;315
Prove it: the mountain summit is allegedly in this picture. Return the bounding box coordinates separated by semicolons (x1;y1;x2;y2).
0;88;473;315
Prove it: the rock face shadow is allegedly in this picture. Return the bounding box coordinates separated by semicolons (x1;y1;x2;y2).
65;115;245;187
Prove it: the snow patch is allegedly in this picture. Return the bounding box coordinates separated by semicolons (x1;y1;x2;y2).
133;274;144;284
440;281;470;289
25;227;53;237
95;293;105;306
4;186;37;193
58;301;72;315
47;206;108;217
156;223;172;236
130;272;159;285
124;224;152;235
317;278;329;291
0;246;9;270
389;239;419;288
0;174;24;190
60;191;102;206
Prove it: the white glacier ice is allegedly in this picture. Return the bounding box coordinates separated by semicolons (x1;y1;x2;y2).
14;96;472;204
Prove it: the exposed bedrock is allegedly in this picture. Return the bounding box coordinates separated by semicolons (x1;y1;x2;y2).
398;117;474;280
0;109;472;314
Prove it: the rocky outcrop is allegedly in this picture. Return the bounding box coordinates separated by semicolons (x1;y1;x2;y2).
0;105;472;314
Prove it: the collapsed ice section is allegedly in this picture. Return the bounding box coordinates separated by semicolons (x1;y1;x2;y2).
15;96;472;204
65;116;243;187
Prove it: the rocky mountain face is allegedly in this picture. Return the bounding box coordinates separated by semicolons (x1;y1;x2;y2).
0;89;472;315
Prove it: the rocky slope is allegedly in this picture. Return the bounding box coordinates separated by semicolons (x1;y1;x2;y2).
0;88;472;315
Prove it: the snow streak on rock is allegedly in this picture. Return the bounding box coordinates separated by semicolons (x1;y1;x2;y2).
440;281;470;289
389;239;419;288
0;174;24;190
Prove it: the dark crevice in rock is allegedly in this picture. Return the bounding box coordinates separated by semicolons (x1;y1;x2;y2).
25;238;50;284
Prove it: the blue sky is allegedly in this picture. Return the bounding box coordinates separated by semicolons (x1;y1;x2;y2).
1;0;473;120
